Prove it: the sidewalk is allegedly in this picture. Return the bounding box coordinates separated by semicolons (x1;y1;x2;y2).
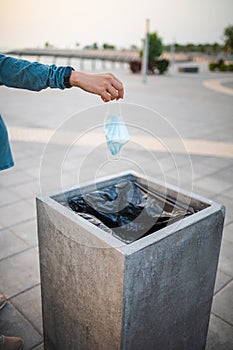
0;67;233;349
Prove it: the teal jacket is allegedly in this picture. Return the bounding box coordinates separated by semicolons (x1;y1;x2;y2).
0;54;73;170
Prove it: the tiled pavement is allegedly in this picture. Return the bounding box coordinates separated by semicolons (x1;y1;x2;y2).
0;65;233;349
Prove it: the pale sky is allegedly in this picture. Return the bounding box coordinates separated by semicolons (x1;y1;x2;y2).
1;0;233;50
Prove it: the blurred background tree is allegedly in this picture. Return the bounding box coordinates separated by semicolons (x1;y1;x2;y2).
164;42;223;54
147;32;163;65
144;32;169;74
224;25;233;53
102;43;116;50
130;44;138;50
132;31;168;74
83;42;99;50
139;32;163;71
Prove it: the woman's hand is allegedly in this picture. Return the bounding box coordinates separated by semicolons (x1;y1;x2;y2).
69;71;124;102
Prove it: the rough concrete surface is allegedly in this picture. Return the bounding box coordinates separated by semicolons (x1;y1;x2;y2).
37;172;224;350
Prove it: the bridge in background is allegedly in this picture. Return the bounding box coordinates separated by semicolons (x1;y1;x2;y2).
7;48;139;65
6;48;206;71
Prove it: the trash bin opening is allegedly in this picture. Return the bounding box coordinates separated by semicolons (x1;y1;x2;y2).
66;178;200;244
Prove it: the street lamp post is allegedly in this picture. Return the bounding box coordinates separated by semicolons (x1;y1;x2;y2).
142;19;150;84
170;38;175;73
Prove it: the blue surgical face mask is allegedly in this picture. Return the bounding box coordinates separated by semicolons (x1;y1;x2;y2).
104;114;130;156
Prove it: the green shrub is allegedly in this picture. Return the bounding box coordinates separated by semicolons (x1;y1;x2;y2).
154;59;169;74
209;61;233;72
219;64;227;72
209;62;217;71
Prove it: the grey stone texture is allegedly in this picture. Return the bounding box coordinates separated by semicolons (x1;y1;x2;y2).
0;229;28;260
0;199;36;229
223;222;233;244
11;285;43;335
214;269;232;295
218;239;233;277
0;248;40;298
0;302;42;350
33;345;44;350
37;172;225;350
212;281;233;325
10;219;38;247
37;198;124;350
206;314;233;350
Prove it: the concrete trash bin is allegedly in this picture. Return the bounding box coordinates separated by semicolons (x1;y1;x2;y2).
36;171;225;350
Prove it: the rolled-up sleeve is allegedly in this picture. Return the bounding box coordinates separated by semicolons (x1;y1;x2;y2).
0;54;71;91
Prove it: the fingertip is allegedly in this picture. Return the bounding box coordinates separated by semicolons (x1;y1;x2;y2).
101;97;110;103
119;92;124;99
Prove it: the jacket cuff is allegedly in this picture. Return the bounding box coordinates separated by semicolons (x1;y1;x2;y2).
63;66;74;88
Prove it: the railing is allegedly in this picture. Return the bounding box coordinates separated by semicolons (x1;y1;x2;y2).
6;48;140;64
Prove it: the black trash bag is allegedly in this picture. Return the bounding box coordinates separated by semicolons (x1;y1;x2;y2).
68;179;194;244
77;212;113;234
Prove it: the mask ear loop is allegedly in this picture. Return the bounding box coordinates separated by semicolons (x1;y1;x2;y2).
113;100;125;160
104;102;115;161
104;101;123;161
118;99;122;117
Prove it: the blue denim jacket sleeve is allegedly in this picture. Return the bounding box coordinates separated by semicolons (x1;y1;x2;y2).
0;54;71;91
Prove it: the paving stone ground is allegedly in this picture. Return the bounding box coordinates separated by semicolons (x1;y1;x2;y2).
0;62;233;349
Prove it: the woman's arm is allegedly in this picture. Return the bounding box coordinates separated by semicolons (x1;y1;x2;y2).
0;54;124;101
